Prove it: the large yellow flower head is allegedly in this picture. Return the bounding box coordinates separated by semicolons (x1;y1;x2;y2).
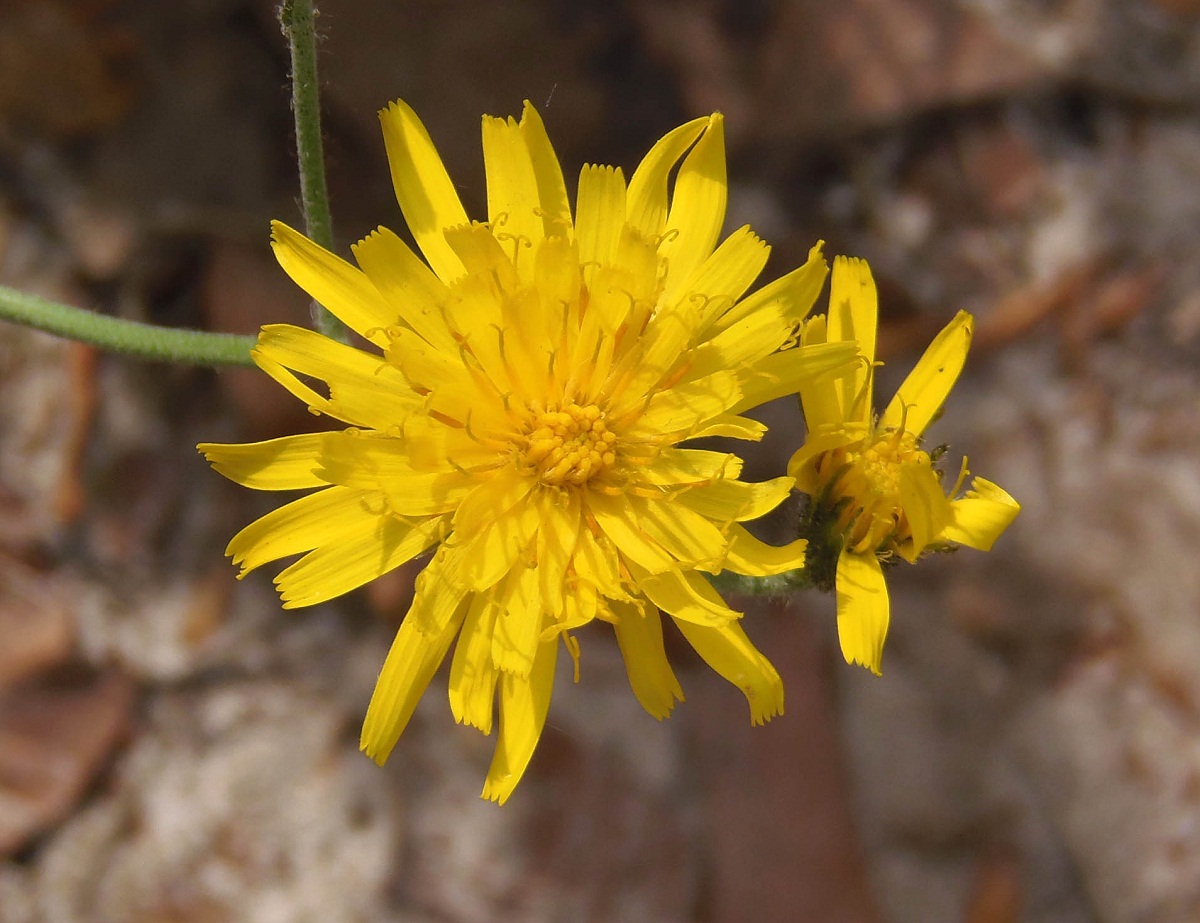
789;257;1020;676
199;100;856;802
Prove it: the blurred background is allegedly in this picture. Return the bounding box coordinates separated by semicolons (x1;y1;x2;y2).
2;0;1199;920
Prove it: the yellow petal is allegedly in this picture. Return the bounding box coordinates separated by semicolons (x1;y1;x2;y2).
633;565;740;626
636;448;742;486
622;370;741;438
536;489;580;617
398;413;501;473
835;549;890;675
482;113;543;260
686;309;795;383
611;600;684;719
481;637;558;804
275;513;447;608
608;223;663;304
625;116;709;239
519;101;572;238
709;240;828;334
491;564;543;676
378;99;468;281
880;311;974;438
614;295;704;399
898;463;952;555
381;474;475;519
448;593;499;734
730;340;858;415
672;618;783;725
588;492;675;574
575;164;626;284
386;323;468;392
319;429;485;477
678;476;793;524
786;428;860;495
387;324;508;433
350;227;457;352
270;221;392;348
941;477;1020;550
252;324;418;428
360;594;469;765
226;485;375;576
443;222;516;288
317;434;473;513
826;256;878;422
627;493;729;567
671;225;770;332
796;314;844;432
570;521;626;600
409;546;473;633
455;493;541;592
199;434;324;490
723;523;807;576
452;467;534;536
689;414;768;441
659;114;726;303
553;582;599;636
533;235;583;340
614;227;770;403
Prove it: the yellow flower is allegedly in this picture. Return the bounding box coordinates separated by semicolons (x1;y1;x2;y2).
199;100;857;802
788;256;1020;676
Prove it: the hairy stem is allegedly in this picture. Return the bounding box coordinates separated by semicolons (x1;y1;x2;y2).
279;0;347;342
709;568;815;598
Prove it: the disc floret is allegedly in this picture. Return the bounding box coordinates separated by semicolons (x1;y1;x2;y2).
519;400;618;487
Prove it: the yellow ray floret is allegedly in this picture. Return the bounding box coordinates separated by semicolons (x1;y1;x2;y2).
200;99;860;804
789;257;1020;676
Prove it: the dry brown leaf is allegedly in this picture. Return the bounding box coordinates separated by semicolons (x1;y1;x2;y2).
0;671;134;856
0;553;74;689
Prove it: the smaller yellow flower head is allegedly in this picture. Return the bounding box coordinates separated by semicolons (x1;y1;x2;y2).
789;257;1020;676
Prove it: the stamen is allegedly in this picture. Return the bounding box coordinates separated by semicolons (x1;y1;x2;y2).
531;207;572;236
429;409;464;429
564;632;582;683
656;357;694;392
950;455;970;498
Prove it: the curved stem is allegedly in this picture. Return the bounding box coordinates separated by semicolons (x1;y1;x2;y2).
279;0;347;343
0;285;257;366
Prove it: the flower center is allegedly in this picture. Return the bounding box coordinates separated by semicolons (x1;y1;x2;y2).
519;401;618;486
822;429;930;553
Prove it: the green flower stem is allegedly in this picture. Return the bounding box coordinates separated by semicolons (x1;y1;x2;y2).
709;568;815;598
278;0;347;343
0;285;257;366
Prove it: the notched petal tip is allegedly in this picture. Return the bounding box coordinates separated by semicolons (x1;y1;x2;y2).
359;738;390;768
748;683;784;726
847;653;884;678
376;97;412;121
481;774;515;806
671;618;783;725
